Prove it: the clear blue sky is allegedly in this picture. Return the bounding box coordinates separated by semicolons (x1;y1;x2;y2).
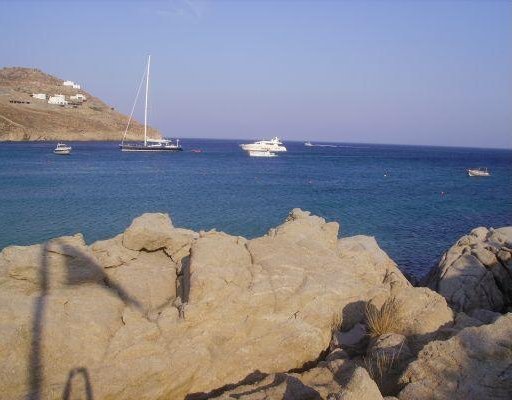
1;0;511;148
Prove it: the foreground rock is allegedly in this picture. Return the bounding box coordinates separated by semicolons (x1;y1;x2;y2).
399;313;512;400
423;227;512;313
0;209;416;400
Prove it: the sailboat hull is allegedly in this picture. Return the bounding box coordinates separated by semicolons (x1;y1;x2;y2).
120;144;183;152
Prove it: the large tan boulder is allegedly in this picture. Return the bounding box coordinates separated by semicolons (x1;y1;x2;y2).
391;286;453;351
332;367;384;400
423;226;512;313
122;212;175;251
399;313;512;400
0;210;412;400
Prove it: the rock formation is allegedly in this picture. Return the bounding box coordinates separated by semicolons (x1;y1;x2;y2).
423;227;512;313
0;209;407;399
1;210;509;400
399;313;512;400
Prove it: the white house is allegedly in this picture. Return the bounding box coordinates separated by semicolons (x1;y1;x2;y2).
32;93;46;100
48;94;68;105
70;93;86;102
63;80;81;89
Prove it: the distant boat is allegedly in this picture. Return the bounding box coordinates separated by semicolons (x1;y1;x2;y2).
304;141;313;147
248;150;277;157
120;55;182;152
468;167;490;177
240;137;287;153
53;143;72;155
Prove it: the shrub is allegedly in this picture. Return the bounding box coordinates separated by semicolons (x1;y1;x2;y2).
364;296;403;338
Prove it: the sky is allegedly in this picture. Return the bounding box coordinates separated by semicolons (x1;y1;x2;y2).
1;0;511;148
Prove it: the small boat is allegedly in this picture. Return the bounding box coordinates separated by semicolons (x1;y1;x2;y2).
120;55;182;152
190;149;203;153
467;168;490;177
248;150;277;157
304;141;313;147
53;143;72;155
240;137;287;152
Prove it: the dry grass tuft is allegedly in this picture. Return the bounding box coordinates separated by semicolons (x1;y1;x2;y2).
364;296;403;338
362;341;404;391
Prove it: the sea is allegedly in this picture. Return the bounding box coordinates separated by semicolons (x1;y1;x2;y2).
0;140;511;279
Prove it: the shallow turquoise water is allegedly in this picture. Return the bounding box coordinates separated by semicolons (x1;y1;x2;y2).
0;140;511;278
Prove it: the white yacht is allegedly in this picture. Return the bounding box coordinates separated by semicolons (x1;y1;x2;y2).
304;141;313;147
53;143;72;155
248;150;277;157
120;55;182;152
467;168;490;177
240;137;287;152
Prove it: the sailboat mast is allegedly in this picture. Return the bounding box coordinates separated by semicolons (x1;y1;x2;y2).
144;55;151;146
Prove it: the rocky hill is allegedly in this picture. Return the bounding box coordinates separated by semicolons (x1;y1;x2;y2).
0;67;162;141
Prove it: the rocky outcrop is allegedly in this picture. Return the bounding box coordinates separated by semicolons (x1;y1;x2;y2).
399;313;512;400
0;209;417;400
0;66;161;141
423;227;512;313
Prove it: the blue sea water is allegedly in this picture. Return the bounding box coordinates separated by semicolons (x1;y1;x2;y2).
0;140;511;279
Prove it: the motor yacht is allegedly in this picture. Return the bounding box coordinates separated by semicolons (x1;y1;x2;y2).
240;137;287;152
467;168;490;177
53;143;72;155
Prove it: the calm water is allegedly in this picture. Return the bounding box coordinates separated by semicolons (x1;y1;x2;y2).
0;140;511;279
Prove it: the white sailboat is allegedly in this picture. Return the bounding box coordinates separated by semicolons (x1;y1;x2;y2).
120;55;182;152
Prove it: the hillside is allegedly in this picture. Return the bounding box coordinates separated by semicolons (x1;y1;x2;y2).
0;67;162;141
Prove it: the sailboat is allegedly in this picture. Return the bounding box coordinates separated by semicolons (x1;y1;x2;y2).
120;55;182;152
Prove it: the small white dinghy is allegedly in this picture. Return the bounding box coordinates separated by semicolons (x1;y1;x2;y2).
248;150;277;157
53;143;72;155
467;167;490;177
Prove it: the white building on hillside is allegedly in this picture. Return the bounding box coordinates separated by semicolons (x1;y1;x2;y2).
32;93;46;100
48;94;68;105
63;80;81;89
70;93;87;102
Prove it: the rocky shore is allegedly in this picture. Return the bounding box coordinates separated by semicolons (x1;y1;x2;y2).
0;210;510;399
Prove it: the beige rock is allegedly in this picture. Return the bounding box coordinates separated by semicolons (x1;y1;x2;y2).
122;213;174;251
399;313;512;400
0;210;414;400
0;234;105;295
211;371;332;400
424;226;512;313
391;286;453;351
104;250;178;313
163;227;198;264
334;367;384;400
91;234;138;268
